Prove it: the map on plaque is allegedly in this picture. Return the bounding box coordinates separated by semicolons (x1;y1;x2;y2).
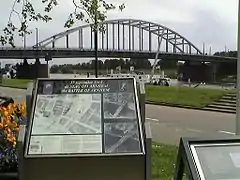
191;143;240;180
26;78;144;156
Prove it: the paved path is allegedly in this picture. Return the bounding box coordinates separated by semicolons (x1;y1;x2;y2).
146;104;235;145
0;87;26;103
0;86;236;145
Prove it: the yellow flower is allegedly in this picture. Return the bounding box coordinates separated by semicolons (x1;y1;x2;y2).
0;101;27;146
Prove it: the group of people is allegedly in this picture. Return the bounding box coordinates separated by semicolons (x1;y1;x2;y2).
152;78;170;86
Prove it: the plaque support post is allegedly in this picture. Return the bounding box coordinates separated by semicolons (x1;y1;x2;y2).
18;125;27;180
139;82;146;126
174;138;197;180
145;122;152;180
138;82;152;180
174;144;185;180
26;82;34;127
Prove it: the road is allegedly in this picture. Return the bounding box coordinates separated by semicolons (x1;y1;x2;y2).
146;105;235;145
0;86;235;145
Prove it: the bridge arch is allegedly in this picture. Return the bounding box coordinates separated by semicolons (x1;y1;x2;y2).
34;19;202;55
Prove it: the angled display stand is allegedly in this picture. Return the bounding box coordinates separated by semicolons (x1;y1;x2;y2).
174;137;240;180
22;77;147;180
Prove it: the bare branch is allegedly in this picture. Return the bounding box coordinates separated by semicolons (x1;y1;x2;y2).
8;0;19;23
73;0;92;20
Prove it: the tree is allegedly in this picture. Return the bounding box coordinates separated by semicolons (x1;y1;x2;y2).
0;0;125;47
1;0;125;77
214;51;237;58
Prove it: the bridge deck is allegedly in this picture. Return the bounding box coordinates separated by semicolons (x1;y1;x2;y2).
0;47;236;62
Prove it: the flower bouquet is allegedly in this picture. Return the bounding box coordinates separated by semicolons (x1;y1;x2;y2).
0;102;26;173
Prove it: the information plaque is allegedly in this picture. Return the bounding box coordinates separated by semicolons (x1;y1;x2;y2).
174;137;240;180
25;78;145;157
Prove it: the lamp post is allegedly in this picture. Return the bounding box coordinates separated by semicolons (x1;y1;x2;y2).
22;0;26;48
94;14;98;78
236;0;240;135
36;28;39;46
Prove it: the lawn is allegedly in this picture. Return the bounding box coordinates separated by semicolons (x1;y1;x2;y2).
152;143;187;180
0;79;31;89
152;143;178;180
0;79;234;109
146;85;233;108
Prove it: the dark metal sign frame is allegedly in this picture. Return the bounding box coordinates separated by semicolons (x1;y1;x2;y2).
174;136;240;180
24;77;145;158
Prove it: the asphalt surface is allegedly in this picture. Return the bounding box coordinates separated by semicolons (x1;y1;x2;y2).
0;86;27;103
0;86;236;145
146;105;235;145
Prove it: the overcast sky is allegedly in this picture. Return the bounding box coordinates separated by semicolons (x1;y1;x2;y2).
0;0;238;65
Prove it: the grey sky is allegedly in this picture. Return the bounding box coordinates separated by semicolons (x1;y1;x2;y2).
0;0;238;65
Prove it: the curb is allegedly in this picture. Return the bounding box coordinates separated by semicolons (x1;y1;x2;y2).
145;100;203;110
0;85;27;89
202;109;235;114
145;100;235;114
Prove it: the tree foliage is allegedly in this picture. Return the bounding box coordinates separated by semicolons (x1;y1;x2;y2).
214;51;237;58
0;0;125;47
49;58;152;73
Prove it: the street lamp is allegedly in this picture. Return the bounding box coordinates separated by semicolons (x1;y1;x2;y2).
94;14;98;78
236;0;240;135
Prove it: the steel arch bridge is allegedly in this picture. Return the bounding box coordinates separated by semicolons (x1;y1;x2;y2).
33;19;202;55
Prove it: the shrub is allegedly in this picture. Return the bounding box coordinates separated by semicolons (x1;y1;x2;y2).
0;102;26;172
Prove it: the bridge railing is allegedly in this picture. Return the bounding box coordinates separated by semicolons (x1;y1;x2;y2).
0;47;203;55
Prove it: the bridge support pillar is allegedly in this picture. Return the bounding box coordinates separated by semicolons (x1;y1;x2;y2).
16;59;49;79
214;61;236;81
178;61;213;83
212;63;218;82
34;59;49;78
36;63;49;78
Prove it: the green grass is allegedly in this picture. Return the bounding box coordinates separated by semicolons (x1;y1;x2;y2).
0;79;32;89
152;143;178;180
0;79;234;109
146;86;234;108
152;143;187;180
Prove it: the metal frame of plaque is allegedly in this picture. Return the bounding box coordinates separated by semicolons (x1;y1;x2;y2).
174;136;240;180
24;77;145;158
